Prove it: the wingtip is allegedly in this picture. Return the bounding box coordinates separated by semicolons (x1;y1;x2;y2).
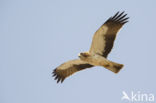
107;11;129;25
57;78;61;83
52;68;66;83
111;11;120;19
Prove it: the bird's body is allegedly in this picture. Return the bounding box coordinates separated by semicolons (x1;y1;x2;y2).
79;52;123;73
52;11;129;83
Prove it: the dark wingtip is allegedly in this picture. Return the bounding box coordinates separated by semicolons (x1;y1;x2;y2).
61;78;65;83
107;11;129;25
57;78;61;83
111;11;120;19
52;68;65;83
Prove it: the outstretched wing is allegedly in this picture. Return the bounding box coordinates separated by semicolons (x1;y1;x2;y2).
52;59;93;83
89;11;129;58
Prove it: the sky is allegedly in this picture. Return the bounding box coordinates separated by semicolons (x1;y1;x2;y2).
0;0;156;103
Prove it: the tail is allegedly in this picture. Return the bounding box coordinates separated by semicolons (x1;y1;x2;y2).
103;60;124;73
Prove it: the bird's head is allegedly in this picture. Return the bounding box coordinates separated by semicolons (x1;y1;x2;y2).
78;52;90;60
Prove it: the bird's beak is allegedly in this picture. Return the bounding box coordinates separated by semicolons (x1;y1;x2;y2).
78;53;81;57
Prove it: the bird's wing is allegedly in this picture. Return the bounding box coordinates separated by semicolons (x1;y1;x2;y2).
52;59;93;83
89;11;129;58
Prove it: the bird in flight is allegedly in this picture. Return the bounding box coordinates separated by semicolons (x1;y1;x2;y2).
52;11;129;83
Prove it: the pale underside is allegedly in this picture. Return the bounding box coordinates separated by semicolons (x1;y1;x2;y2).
89;25;108;55
89;25;121;55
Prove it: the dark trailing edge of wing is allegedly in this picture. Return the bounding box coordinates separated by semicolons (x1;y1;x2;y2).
102;11;129;58
52;64;93;83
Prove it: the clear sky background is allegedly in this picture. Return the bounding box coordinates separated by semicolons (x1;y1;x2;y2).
1;0;156;103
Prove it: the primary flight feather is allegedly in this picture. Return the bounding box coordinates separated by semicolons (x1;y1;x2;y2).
52;11;129;83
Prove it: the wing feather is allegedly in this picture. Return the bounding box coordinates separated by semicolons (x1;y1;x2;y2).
89;11;129;58
52;59;93;83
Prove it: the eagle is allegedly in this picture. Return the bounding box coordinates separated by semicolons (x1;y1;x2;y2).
52;11;129;83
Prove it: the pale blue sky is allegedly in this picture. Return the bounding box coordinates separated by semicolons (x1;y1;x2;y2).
1;0;156;103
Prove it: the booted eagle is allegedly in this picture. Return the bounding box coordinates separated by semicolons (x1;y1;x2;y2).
52;11;129;83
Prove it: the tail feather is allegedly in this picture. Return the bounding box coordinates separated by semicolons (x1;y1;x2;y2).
104;60;124;73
